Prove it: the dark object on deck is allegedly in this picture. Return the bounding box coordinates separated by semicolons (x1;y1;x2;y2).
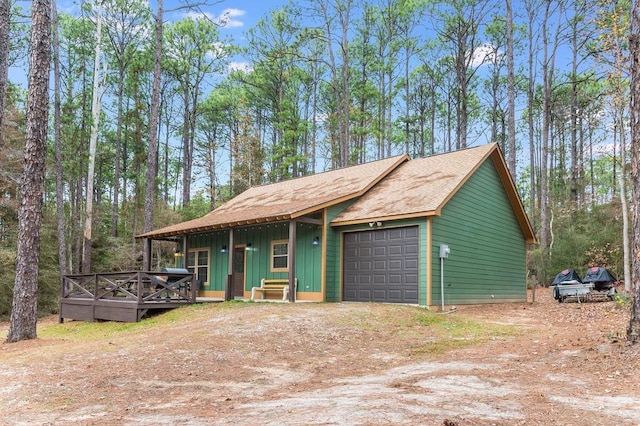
582;267;617;291
552;269;582;285
162;267;190;275
151;268;190;289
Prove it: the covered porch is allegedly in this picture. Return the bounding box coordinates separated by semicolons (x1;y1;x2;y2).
139;216;322;304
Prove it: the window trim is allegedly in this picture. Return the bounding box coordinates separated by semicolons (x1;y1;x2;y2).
187;247;210;287
270;240;289;272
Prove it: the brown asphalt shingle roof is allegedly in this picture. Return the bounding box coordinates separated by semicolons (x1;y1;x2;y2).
138;155;408;239
331;143;536;243
139;143;535;244
331;143;496;224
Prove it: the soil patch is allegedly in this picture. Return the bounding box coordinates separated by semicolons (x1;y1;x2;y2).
1;288;638;425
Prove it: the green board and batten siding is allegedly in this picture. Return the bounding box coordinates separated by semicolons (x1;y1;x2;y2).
188;222;322;295
324;201;354;302
187;158;525;305
137;145;531;308
431;159;527;304
188;230;229;292
240;222;322;293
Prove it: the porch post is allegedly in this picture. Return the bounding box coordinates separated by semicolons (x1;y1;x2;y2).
144;238;152;271
288;220;296;302
182;236;194;302
225;229;234;301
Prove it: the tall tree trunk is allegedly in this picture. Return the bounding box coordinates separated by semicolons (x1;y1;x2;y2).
181;85;191;207
618;114;631;294
112;65;124;238
82;2;104;273
52;0;67;281
163;104;171;202
539;0;561;266
569;9;579;204
0;0;9;147
7;0;51;343
207;129;217;210
143;0;163;268
316;0;351;167
74;171;83;273
339;3;350;165
628;0;640;344
506;0;516;175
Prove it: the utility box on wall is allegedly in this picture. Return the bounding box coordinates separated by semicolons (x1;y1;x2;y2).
439;244;450;259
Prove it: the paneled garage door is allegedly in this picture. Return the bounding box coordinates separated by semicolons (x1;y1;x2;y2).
343;226;419;303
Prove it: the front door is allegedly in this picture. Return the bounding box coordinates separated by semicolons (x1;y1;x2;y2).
232;247;245;298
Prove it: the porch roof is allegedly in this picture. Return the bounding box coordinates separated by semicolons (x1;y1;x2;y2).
330;144;536;244
138;155;409;239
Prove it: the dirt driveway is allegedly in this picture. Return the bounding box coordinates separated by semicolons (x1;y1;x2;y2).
1;287;639;426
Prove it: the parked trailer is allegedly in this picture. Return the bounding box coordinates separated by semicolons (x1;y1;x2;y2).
551;267;617;303
552;281;615;303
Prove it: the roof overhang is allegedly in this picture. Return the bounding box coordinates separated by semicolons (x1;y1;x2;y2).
136;155;409;240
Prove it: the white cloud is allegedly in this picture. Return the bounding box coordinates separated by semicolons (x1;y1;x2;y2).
184;11;215;21
469;43;503;67
228;62;253;73
215;8;246;28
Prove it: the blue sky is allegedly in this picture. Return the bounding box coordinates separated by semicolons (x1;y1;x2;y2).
163;0;288;54
164;1;288;72
9;0;289;87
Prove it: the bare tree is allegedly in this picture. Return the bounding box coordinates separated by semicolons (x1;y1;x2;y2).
142;0;222;268
524;0;543;232
433;0;490;150
310;0;353;167
103;0;151;238
6;0;51;343
539;0;563;261
142;0;163;270
82;1;105;273
506;0;516;175
629;0;640;344
52;0;68;281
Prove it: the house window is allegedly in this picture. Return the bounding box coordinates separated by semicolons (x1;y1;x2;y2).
187;248;209;287
271;240;288;272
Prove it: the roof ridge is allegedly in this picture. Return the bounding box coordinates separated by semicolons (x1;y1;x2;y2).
246;154;409;190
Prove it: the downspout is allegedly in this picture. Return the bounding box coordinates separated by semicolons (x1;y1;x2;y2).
439;244;450;311
441;256;445;311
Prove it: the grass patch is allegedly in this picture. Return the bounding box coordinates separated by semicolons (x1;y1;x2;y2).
612;293;631;309
38;318;154;341
35;302;519;358
413;311;447;327
36;299;262;341
409;310;519;355
37;302;226;341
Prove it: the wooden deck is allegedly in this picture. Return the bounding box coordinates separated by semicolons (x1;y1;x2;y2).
59;271;196;323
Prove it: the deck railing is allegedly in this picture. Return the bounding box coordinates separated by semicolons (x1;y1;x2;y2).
61;271;196;304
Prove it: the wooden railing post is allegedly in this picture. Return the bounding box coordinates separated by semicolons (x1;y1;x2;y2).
93;273;98;300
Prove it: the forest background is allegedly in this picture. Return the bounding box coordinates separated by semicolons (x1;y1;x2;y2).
0;0;632;318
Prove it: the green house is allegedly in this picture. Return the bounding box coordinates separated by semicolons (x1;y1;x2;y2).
139;143;536;309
